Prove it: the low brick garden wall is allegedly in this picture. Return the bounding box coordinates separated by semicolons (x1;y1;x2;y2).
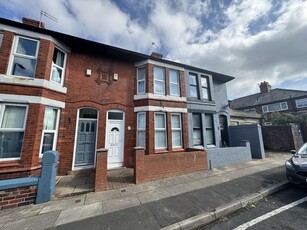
134;147;208;184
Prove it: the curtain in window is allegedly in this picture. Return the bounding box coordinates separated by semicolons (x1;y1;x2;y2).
44;108;57;130
53;49;64;67
1;106;26;128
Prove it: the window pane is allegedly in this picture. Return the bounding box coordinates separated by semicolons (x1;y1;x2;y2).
205;114;213;128
53;48;64;67
138;81;145;93
206;130;214;145
44;108;58;130
169;70;179;83
137;131;146;147
281;102;287;109
16;38;37;56
80;108;97;119
170;83;180;96
51;65;62;83
108;112;123;120
138;67;145;80
189;74;197;85
1;106;26;128
202;88;209;100
154;81;165;94
172;130;182;147
0;132;24;158
192;114;201;128
201;77;208;87
11;57;36;77
190;86;198;98
154;67;164;81
171;114;181;129
137;113;145;129
193;130;202;145
41;133;54;154
155;130;166;148
155;114;165;128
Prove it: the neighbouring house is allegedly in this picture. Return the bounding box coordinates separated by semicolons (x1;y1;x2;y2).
229;109;262;126
0;17;235;180
230;81;307;125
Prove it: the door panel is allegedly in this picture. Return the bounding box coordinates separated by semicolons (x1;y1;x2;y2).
106;120;124;168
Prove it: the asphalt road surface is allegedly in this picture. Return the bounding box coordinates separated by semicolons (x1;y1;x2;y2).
201;184;307;230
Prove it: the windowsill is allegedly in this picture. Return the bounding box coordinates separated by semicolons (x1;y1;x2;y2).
0;74;67;94
154;149;168;154
0;159;21;167
171;147;184;152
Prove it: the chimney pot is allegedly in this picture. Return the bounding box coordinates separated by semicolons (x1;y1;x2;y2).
259;81;272;93
151;52;163;59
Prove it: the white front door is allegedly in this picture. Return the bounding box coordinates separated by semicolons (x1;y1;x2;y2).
105;111;125;169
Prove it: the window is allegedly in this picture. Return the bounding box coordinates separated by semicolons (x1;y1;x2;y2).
137;67;146;94
201;76;210;100
262;102;288;113
189;73;199;98
137;112;146;147
205;114;215;146
51;48;66;85
155;113;167;148
169;69;180;96
0;32;3;49
296;98;307;109
192;113;203;146
0;104;27;160
154;67;165;94
79;108;98;119
10;36;39;78
171;114;182;147
108;112;123;120
40;107;59;155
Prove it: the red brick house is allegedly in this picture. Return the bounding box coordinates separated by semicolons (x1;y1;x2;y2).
0;17;234;179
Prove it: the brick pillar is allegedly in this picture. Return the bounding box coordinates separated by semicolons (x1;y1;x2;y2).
95;148;108;192
134;147;145;184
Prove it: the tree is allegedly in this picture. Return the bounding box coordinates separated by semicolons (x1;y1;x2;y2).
271;112;307;125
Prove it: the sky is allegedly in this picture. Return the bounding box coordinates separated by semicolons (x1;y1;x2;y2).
0;0;306;99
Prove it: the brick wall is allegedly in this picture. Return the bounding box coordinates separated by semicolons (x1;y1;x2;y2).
134;147;208;184
0;186;37;210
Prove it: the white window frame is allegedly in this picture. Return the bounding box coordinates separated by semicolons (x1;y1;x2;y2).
136;112;146;147
0;103;28;161
153;66;165;95
201;75;210;100
154;112;167;149
50;47;67;86
296;98;307;109
169;69;180;96
171;113;182;147
9;35;39;78
39;107;60;157
262;102;288;113
137;66;146;94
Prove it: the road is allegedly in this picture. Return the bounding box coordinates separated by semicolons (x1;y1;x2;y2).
201;184;307;230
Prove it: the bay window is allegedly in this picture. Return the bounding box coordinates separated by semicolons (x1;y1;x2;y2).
40;107;59;155
10;36;39;78
171;114;182;147
137;67;146;94
136;112;146;147
169;69;180;96
154;67;165;94
0;104;28;160
155;113;167;148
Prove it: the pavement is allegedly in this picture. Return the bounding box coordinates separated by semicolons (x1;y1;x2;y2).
0;151;291;230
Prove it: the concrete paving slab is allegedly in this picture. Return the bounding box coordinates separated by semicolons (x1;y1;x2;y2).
145;195;204;227
182;188;231;212
55;202;103;226
137;188;172;204
124;181;160;194
53;205;161;230
155;179;175;188
1;210;60;230
101;194;141;214
84;189;121;205
73;184;94;194
167;174;191;185
186;175;229;190
40;195;86;214
162;183;196;196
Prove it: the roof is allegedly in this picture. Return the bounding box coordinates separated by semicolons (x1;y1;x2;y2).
230;88;307;109
0;17;234;83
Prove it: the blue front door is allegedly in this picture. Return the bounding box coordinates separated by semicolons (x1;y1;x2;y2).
75;120;97;166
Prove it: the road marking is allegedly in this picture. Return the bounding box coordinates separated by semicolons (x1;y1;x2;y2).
233;195;307;230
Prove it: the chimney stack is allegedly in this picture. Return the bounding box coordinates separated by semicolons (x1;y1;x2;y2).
151;52;163;59
259;81;272;93
22;17;45;28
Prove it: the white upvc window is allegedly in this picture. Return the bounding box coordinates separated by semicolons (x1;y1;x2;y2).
169;69;180;96
262;102;288;113
136;112;146;147
296;98;307;109
50;47;66;85
154;66;165;94
40;107;60;156
0;104;28;160
154;112;167;148
137;67;146;94
171;113;182;147
10;36;39;78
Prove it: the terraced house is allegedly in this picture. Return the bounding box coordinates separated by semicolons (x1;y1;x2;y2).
0;17;234;179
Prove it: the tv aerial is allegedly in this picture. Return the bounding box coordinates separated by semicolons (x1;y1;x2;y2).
39;10;58;28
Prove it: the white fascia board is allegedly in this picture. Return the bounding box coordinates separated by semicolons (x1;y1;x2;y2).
135;59;185;71
0;94;65;108
134;106;187;113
